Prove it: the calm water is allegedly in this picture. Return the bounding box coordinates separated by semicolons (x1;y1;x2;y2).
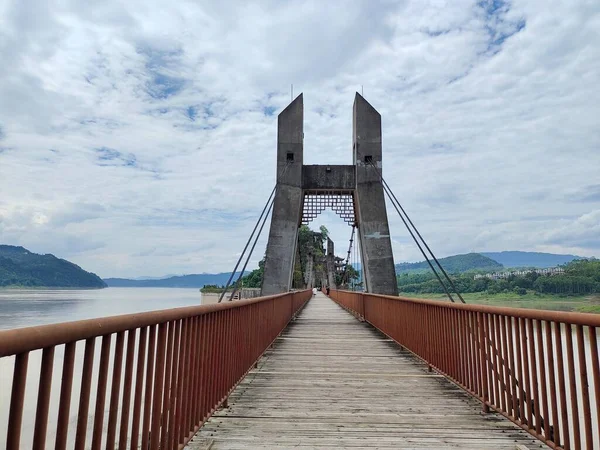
0;287;203;330
0;288;205;449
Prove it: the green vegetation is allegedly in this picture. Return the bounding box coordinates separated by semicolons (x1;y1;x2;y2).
398;259;600;296
240;224;358;289
199;284;226;293
403;292;600;314
240;258;265;288
337;265;359;288
398;259;600;314
240;225;330;289
0;245;106;288
395;253;503;274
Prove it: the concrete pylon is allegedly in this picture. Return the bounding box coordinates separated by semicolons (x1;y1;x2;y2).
261;94;304;296
304;253;315;288
261;93;397;296
326;238;336;289
353;93;398;295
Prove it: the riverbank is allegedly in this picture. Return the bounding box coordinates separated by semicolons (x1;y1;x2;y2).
400;291;600;313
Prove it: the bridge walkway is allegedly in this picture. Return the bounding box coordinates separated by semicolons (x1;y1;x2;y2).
187;293;546;449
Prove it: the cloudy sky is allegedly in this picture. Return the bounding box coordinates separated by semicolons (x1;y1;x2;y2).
0;0;599;278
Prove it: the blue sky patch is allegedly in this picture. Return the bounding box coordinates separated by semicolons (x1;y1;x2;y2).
139;46;183;71
94;147;137;167
147;74;184;99
203;103;215;118
181;102;220;123
263;106;276;116
137;46;186;100
478;0;506;15
186;106;197;121
478;0;526;54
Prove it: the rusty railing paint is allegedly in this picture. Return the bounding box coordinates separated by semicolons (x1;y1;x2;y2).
0;290;311;450
329;289;600;450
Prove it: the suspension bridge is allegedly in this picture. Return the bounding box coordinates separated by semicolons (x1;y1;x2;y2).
0;94;598;449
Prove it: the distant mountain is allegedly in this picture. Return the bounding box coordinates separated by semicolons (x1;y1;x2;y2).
480;251;583;268
395;253;503;274
0;245;106;288
104;272;249;288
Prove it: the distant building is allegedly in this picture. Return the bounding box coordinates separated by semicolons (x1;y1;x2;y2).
474;267;565;280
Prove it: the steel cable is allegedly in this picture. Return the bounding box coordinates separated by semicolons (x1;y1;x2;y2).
367;161;465;303
218;162;291;302
341;225;355;287
227;194;275;301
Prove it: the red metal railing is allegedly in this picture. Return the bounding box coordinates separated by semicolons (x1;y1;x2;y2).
0;290;311;450
330;290;600;450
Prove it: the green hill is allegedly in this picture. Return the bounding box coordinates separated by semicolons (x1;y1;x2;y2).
0;245;106;288
395;253;503;274
480;251;582;268
104;272;248;288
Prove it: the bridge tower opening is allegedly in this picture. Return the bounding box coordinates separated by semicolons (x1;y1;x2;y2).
261;93;398;296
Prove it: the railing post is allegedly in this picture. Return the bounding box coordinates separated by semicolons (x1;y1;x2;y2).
7;352;29;450
55;342;76;450
360;293;365;320
478;312;490;413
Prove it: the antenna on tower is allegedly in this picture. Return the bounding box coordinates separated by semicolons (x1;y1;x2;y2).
361;85;364;96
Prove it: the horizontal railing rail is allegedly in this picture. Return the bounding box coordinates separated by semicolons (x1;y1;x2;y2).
330;290;600;450
0;290;311;450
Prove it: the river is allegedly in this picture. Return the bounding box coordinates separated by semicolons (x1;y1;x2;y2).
0;287;205;449
0;287;204;330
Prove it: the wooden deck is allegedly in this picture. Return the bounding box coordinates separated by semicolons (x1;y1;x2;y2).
188;293;548;449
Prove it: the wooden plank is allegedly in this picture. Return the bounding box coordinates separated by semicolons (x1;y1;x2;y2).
186;293;548;449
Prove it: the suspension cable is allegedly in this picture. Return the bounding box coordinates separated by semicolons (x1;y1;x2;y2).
353;229;358;290
218;162;291;303
381;182;455;302
381;177;465;303
357;231;360;289
356;228;362;289
353;231;358;291
227;194;275;301
218;186;275;302
350;233;354;290
367;161;464;303
340;225;355;287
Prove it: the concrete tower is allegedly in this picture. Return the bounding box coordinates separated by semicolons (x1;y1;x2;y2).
352;94;398;295
261;93;398;296
261;95;304;296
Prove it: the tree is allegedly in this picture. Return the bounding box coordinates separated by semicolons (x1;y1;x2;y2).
240;257;265;288
336;265;359;287
241;224;333;289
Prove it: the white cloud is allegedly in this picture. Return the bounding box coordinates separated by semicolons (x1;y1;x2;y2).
0;0;599;278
